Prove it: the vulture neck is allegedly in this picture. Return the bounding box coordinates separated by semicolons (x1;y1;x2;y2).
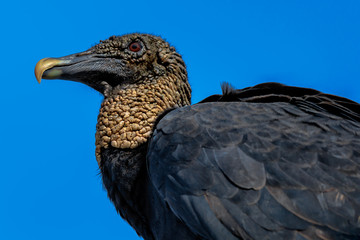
97;72;191;238
96;73;191;186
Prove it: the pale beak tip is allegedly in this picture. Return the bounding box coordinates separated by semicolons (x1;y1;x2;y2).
34;58;48;84
34;58;63;84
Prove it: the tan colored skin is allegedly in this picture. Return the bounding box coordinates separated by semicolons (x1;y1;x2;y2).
95;76;189;165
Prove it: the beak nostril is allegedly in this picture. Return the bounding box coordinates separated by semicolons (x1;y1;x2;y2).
77;50;93;57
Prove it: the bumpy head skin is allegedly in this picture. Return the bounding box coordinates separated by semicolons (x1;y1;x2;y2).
35;33;191;165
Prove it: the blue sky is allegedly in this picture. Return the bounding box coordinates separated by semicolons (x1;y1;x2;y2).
1;1;360;239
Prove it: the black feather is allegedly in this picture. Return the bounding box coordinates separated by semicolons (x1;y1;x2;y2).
147;85;360;239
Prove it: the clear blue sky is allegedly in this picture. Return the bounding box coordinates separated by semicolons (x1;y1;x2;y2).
1;1;360;239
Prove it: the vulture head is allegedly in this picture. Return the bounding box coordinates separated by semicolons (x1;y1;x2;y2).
35;34;191;165
35;34;190;95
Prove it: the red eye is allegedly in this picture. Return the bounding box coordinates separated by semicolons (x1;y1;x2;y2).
129;42;142;52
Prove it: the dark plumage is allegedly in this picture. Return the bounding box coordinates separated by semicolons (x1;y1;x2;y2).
35;33;360;239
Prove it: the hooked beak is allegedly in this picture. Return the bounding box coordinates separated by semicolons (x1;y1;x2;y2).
34;49;128;93
35;58;70;83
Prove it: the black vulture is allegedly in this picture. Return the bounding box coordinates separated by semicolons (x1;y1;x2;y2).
35;33;360;240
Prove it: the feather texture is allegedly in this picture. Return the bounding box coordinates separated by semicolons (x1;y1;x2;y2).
148;97;360;239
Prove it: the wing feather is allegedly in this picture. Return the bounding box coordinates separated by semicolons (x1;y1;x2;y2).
148;101;360;239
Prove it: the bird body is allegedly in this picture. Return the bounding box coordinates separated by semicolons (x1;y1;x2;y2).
149;95;360;239
35;34;360;239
